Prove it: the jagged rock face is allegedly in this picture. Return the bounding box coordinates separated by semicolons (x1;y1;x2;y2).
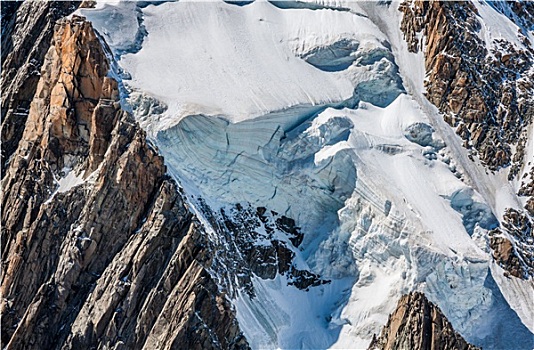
399;1;533;174
198;202;329;297
1;15;248;350
1;1;80;177
489;208;533;279
519;166;534;216
399;0;534;280
368;292;480;350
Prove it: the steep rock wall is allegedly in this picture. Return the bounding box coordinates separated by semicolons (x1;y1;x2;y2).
1;1;80;177
368;292;479;350
1;14;247;350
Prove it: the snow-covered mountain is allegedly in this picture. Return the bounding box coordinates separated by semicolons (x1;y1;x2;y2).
1;1;533;349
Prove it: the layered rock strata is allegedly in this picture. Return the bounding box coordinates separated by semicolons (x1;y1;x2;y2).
1;15;247;350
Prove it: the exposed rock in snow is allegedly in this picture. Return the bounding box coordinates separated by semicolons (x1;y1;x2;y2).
490;208;533;279
368;292;480;350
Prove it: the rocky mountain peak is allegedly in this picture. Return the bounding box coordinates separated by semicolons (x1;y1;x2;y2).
368;292;480;350
1;12;247;350
1;1;81;177
19;15;119;174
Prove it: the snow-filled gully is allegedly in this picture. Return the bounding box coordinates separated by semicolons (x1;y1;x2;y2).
78;1;533;349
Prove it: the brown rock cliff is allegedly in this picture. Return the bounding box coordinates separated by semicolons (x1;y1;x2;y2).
399;0;533;181
368;292;479;350
1;1;80;177
1;14;248;350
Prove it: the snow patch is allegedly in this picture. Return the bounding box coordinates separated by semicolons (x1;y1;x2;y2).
46;168;86;204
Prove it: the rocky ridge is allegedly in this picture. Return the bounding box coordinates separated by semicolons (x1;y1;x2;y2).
1;12;247;350
368;292;480;350
1;0;80;177
400;0;533;173
399;0;534;279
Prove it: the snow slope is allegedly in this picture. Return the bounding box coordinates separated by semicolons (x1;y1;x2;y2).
79;1;533;349
95;1;357;121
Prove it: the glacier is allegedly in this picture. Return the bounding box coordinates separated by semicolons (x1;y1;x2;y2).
78;1;534;349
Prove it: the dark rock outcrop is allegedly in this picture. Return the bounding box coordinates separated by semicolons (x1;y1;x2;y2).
489;208;533;279
399;1;534;208
519;166;534;216
199;202;329;298
368;292;479;350
1;14;248;350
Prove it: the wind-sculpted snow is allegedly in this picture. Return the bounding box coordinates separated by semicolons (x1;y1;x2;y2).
78;2;142;55
81;0;403;122
300;39;360;72
268;0;351;12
